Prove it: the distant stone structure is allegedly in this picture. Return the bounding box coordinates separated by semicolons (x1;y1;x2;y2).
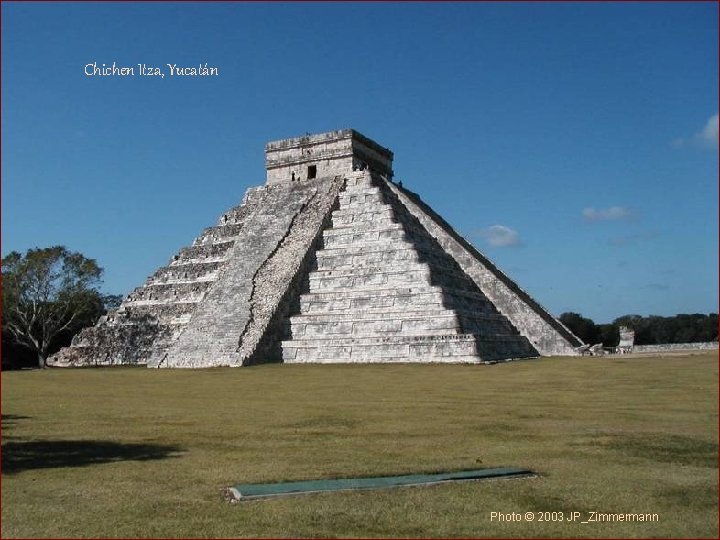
632;342;718;353
49;129;582;368
617;326;635;354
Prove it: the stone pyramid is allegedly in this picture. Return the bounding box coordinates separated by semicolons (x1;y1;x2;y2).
49;129;582;368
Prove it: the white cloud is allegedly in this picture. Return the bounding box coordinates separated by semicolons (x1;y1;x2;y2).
700;113;719;147
673;113;718;149
476;225;522;247
582;206;631;222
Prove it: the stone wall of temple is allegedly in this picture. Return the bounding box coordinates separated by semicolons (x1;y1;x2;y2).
265;129;393;184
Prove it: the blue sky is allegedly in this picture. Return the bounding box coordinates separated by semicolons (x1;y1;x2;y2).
2;2;717;323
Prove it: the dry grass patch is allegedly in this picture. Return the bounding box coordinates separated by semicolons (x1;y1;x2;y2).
1;352;717;538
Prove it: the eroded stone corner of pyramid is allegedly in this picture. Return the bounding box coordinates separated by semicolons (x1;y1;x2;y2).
47;186;267;368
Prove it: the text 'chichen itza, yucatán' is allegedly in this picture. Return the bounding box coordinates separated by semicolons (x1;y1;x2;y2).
50;129;582;368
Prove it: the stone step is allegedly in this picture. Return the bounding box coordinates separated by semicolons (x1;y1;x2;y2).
127;281;212;303
315;239;418;258
281;334;536;363
308;261;429;279
307;267;432;291
331;203;392;215
100;313;192;327
298;285;498;312
330;213;397;229
331;202;396;216
300;284;441;301
338;185;382;198
147;273;219;286
219;189;267;225
173;241;235;264
321;227;406;247
170;255;228;266
331;206;395;221
290;307;512;324
151;261;224;283
282;334;479;361
289;309;520;338
192;223;245;246
300;289;438;313
322;221;404;237
336;191;386;207
459;315;519;337
314;245;456;271
315;234;452;255
118;302;197;320
289;314;463;338
344;174;376;187
311;255;473;283
321;230;443;254
308;260;477;292
121;298;201;310
217;208;247;226
290;307;455;323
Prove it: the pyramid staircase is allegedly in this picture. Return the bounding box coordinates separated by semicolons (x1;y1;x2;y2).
281;171;539;363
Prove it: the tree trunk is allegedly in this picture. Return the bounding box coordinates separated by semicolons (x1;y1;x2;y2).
37;353;47;369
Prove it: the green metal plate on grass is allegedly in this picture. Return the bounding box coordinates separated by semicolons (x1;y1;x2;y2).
228;467;535;501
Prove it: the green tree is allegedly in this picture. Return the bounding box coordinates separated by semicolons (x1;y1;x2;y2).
597;323;620;347
2;247;106;368
559;312;599;344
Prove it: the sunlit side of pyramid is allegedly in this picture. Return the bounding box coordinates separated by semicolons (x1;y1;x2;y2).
49;129;582;368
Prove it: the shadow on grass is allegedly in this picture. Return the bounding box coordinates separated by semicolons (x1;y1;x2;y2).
1;414;32;426
1;414;32;443
2;440;182;474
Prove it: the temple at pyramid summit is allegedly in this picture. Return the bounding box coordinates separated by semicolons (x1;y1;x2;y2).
49;129;583;368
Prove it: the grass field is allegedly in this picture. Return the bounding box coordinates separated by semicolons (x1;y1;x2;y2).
1;352;717;538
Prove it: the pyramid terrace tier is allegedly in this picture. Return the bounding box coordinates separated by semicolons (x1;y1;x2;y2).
330;206;397;227
289;309;463;338
216;186;268;224
281;334;537;363
150;261;224;284
171;241;235;264
192;223;245;246
297;286;503;315
53;320;179;366
288;308;524;339
309;244;479;283
117;302;198;321
314;243;460;270
305;265;478;292
125;281;213;304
